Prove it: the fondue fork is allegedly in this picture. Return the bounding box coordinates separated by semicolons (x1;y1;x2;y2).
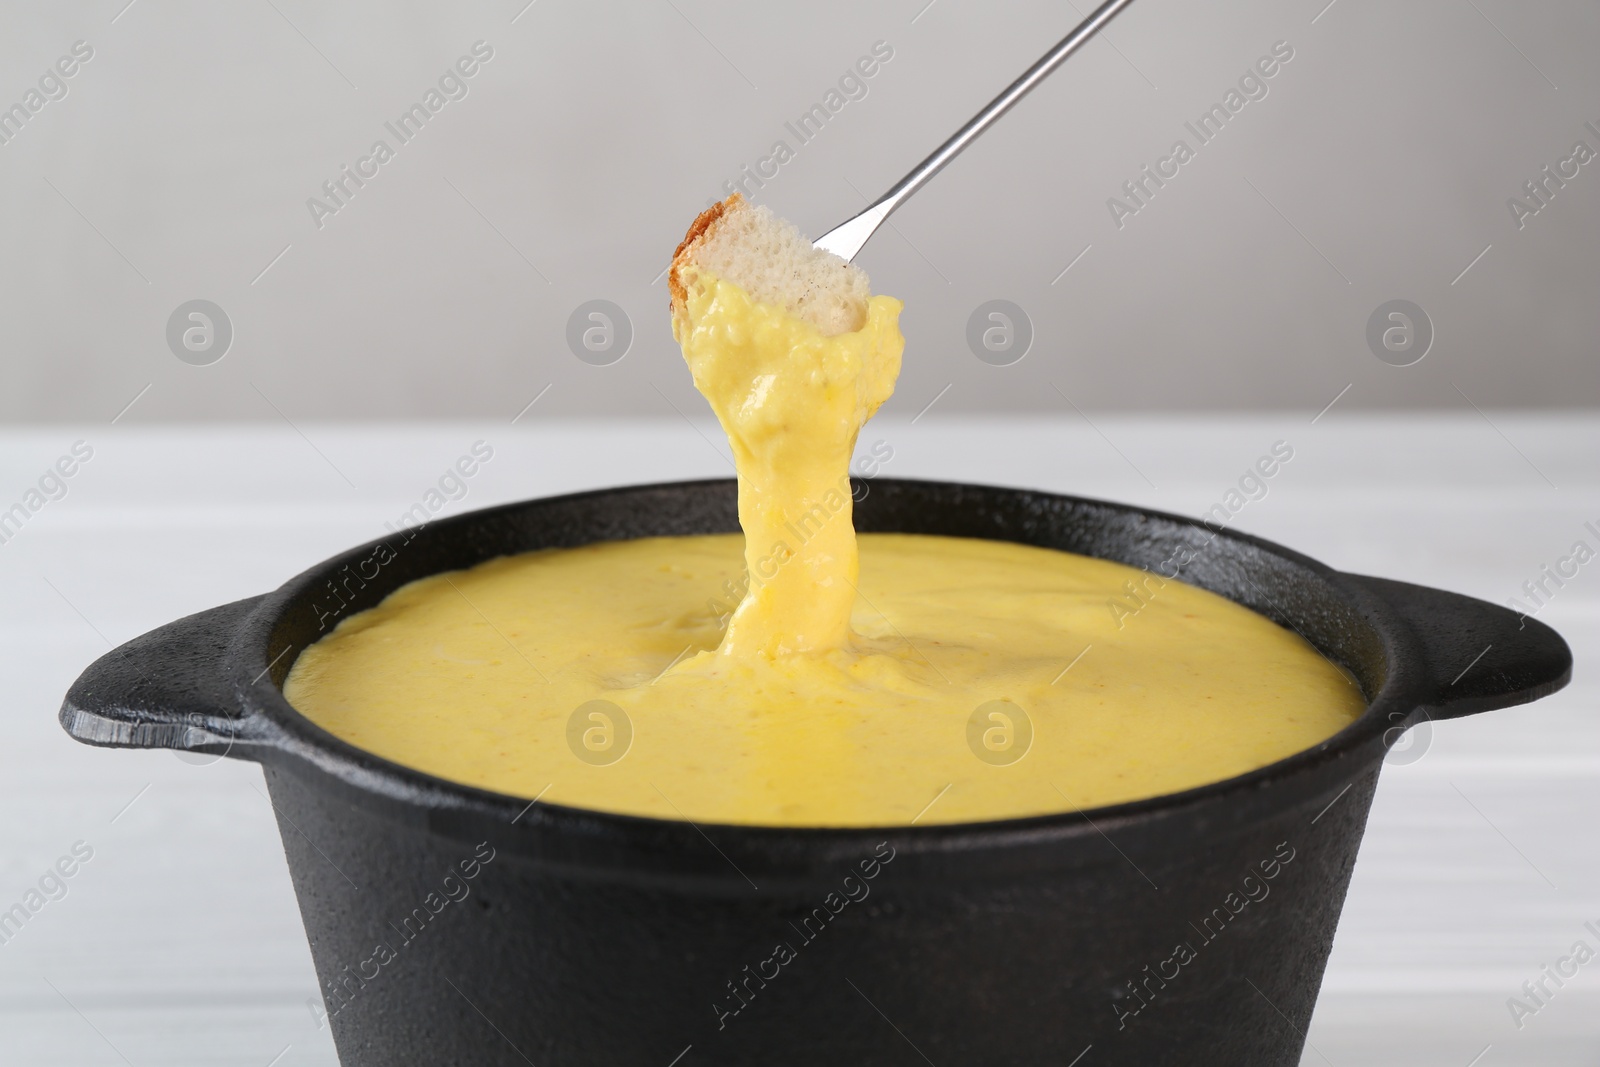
814;0;1138;262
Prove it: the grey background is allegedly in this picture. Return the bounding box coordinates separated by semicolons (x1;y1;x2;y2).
1;0;1596;424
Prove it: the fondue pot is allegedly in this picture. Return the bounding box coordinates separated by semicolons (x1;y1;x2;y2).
60;479;1571;1066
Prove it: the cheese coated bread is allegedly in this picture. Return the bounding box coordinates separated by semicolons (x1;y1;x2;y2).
669;193;871;336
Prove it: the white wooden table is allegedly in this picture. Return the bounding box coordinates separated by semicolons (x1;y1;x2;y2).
1;415;1594;1066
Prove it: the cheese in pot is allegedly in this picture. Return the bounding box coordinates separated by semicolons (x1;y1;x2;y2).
285;531;1363;826
284;263;1362;826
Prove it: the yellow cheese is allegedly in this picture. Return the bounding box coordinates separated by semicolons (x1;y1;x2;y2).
284;267;1362;827
284;532;1363;826
671;269;902;657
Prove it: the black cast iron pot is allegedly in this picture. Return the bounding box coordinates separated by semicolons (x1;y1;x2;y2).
60;479;1571;1066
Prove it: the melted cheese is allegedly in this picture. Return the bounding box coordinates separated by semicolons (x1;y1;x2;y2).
284;533;1363;826
671;270;903;657
284;269;1363;826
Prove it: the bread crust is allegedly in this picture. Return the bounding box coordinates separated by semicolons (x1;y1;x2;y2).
668;193;742;318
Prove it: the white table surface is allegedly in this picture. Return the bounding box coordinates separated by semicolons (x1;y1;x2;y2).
1;413;1595;1066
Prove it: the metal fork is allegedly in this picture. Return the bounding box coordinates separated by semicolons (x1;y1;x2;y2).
813;0;1139;262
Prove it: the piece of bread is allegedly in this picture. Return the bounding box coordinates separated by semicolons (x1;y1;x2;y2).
669;193;870;336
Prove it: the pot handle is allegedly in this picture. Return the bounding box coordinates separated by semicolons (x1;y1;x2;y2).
59;595;273;758
1343;574;1572;719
